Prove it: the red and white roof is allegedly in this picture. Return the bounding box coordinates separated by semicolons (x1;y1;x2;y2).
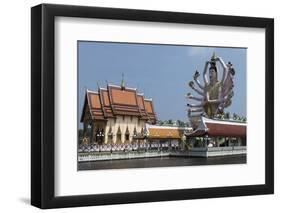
186;117;246;138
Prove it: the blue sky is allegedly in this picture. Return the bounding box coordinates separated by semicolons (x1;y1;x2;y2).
78;41;246;127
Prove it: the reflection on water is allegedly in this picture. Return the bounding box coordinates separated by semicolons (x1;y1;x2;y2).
78;154;246;171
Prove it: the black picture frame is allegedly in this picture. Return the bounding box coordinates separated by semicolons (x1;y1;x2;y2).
31;3;274;209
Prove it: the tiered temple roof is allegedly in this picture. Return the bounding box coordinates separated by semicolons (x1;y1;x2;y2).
81;84;157;124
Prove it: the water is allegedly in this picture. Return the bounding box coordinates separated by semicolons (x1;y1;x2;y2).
78;154;246;170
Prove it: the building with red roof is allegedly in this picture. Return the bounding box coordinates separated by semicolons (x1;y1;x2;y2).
80;83;157;144
186;116;246;147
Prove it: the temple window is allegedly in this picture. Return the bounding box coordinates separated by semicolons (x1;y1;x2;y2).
86;123;91;136
107;126;113;143
132;127;137;143
96;128;104;144
116;126;122;143
125;126;130;142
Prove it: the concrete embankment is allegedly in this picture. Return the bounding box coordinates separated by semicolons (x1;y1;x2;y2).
78;146;246;162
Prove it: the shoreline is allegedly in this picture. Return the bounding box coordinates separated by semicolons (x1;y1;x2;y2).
78;154;246;171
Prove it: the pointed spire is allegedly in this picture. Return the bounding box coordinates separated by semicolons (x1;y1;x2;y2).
210;52;217;73
211;52;216;61
121;73;125;90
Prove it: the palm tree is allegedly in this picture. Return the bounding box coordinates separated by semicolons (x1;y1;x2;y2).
225;112;230;119
158;120;164;125
167;119;173;125
176;120;185;127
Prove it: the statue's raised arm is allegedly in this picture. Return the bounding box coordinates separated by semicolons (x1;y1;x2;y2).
188;81;204;96
203;61;210;85
186;93;203;102
193;70;204;90
216;56;228;84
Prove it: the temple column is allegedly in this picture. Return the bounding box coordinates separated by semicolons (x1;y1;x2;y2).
169;140;171;151
204;135;209;147
91;122;94;144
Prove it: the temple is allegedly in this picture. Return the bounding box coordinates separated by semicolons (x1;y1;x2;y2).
78;54;246;161
80;82;157;144
186;116;246;147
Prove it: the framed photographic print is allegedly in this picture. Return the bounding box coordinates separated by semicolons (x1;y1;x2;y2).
31;3;274;209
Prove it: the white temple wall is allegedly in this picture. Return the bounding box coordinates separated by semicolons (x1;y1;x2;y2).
103;116;146;144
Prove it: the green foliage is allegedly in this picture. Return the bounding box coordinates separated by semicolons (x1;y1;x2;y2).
181;137;192;150
225;112;230;119
176;120;185;127
213;111;246;123
157;119;190;127
167;119;173;125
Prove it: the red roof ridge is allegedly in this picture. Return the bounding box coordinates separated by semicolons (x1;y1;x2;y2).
202;117;247;126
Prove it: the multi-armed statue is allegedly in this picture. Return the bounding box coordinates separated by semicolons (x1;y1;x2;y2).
187;53;235;119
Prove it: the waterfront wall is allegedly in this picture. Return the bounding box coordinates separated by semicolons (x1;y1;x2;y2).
172;146;247;158
78;151;170;162
78;146;247;162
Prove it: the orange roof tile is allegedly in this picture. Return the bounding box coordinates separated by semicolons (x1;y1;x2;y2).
144;100;157;123
148;128;182;139
137;95;145;109
111;88;137;106
89;93;101;108
80;84;157;123
144;100;153;113
86;92;105;120
101;90;110;106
